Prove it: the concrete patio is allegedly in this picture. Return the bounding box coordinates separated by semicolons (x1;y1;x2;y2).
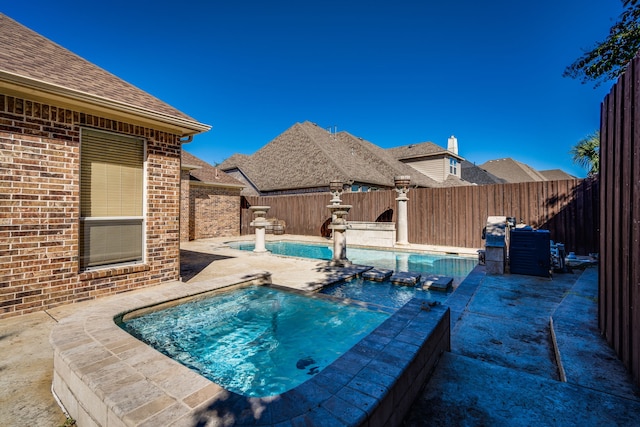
1;236;639;426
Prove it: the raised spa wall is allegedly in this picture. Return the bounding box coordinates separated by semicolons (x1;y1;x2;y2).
51;271;450;427
346;221;397;248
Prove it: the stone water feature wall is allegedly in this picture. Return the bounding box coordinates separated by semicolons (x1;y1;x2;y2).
346;222;396;247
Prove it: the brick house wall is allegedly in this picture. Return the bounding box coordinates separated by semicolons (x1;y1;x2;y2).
180;168;192;242
0;94;183;319
191;183;241;240
180;179;241;241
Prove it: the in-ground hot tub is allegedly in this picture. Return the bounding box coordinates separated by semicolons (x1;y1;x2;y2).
51;271;450;426
118;285;392;398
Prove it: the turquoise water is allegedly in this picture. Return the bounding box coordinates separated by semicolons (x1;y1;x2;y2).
321;276;450;309
229;240;477;277
119;286;389;397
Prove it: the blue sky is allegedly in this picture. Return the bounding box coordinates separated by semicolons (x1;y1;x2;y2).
3;1;624;178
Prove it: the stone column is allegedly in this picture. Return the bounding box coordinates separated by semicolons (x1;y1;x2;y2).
395;176;411;246
329;179;344;238
327;180;351;266
249;206;270;253
327;204;352;266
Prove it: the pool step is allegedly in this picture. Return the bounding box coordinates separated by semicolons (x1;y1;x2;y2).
362;268;393;281
390;272;421;286
420;275;453;292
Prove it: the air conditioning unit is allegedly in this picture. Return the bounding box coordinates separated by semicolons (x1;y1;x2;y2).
509;228;551;277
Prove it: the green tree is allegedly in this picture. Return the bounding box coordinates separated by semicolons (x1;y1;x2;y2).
570;131;600;176
564;0;640;86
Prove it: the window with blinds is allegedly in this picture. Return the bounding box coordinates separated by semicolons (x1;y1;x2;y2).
80;129;145;269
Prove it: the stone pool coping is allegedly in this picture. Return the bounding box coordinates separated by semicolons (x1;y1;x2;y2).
51;270;450;426
223;236;480;258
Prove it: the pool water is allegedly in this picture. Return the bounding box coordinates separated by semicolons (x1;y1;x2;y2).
320;276;450;309
229;240;476;277
238;241;333;260
119;286;390;397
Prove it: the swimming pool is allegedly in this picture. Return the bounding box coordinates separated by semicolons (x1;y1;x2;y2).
321;276;450;309
228;240;476;278
119;285;390;397
53;272;452;426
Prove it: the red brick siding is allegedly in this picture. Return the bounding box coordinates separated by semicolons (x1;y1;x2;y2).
0;94;182;319
182;182;241;241
180;169;192;242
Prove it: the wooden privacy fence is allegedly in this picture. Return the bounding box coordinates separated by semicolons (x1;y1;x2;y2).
600;55;640;387
241;178;599;255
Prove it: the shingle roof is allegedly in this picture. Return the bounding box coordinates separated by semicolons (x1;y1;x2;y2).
461;160;506;185
440;174;472;187
478;158;548;183
387;141;464;161
540;169;576;180
218;121;453;193
0;14;209;135
182;151;244;188
332;131;442;188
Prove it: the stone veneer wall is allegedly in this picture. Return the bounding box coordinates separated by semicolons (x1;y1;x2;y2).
0;94;182;319
183;182;241;241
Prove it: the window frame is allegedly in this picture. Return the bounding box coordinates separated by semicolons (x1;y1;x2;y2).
79;128;147;271
449;157;458;175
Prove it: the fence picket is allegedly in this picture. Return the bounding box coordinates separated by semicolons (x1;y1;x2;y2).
599;55;640;387
241;179;598;253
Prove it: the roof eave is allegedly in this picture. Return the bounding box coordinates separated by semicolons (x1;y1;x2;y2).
181;163;202;170
398;151;465;162
0;71;211;136
190;181;245;190
226;167;261;190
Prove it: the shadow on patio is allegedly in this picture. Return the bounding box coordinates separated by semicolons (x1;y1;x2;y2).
180;249;235;282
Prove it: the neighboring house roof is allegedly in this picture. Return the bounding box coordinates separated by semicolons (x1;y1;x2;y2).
461;160;506;185
387;141;464;161
332;131;447;188
540;169;576;180
386;140;467;185
441;174;472;187
0;14;209;136
218;121;457;194
478;158;548;183
182;151;244;188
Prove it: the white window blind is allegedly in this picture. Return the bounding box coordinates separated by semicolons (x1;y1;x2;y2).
80;129;144;269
